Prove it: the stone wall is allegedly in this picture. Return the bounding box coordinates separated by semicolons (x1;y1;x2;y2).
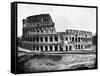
21;14;93;52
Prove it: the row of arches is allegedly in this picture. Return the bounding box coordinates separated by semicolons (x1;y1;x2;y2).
23;36;86;43
23;45;61;51
22;44;73;52
23;26;55;34
65;36;82;42
22;42;87;52
23;36;59;43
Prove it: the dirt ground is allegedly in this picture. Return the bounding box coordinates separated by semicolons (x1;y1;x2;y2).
17;52;96;73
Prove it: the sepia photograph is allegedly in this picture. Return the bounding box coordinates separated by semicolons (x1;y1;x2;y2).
11;2;97;74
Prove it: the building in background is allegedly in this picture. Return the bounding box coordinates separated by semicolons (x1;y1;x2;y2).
21;14;93;53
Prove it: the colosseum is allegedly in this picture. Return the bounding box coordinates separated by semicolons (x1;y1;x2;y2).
21;14;93;53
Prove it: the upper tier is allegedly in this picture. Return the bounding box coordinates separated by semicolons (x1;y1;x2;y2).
23;14;54;27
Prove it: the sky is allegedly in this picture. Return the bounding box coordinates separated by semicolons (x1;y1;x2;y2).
18;3;96;37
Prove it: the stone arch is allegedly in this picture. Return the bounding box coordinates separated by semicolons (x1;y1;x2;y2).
45;46;48;51
33;45;35;51
78;37;80;42
69;45;72;51
72;37;74;42
60;46;63;51
55;45;58;51
40;46;43;51
50;46;53;51
36;46;39;51
32;37;35;42
40;37;43;42
66;46;68;51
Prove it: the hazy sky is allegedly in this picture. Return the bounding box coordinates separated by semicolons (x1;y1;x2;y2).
18;3;96;37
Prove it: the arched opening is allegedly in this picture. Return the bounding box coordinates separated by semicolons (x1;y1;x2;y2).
78;37;80;42
50;36;53;42
30;37;32;41
27;37;29;41
36;37;39;42
81;45;83;49
66;46;68;51
40;46;43;51
45;46;48;51
33;45;35;51
78;45;80;49
75;37;77;42
36;46;39;51
69;46;72;51
50;46;53;51
55;46;58;51
75;45;77;49
33;37;35;42
54;36;58;42
72;37;74;42
45;37;48;42
40;37;43;42
60;46;63;51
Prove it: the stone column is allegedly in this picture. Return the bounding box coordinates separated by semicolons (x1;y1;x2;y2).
43;36;45;43
77;37;78;43
63;45;66;51
48;36;50;43
79;45;81;50
47;46;49;51
52;36;54;43
43;46;45;52
58;45;60;51
53;36;55;43
52;45;54;51
68;45;69;51
70;37;72;41
43;28;45;33
58;35;59;42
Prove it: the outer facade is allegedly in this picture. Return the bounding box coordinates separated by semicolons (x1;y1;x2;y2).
21;14;92;53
